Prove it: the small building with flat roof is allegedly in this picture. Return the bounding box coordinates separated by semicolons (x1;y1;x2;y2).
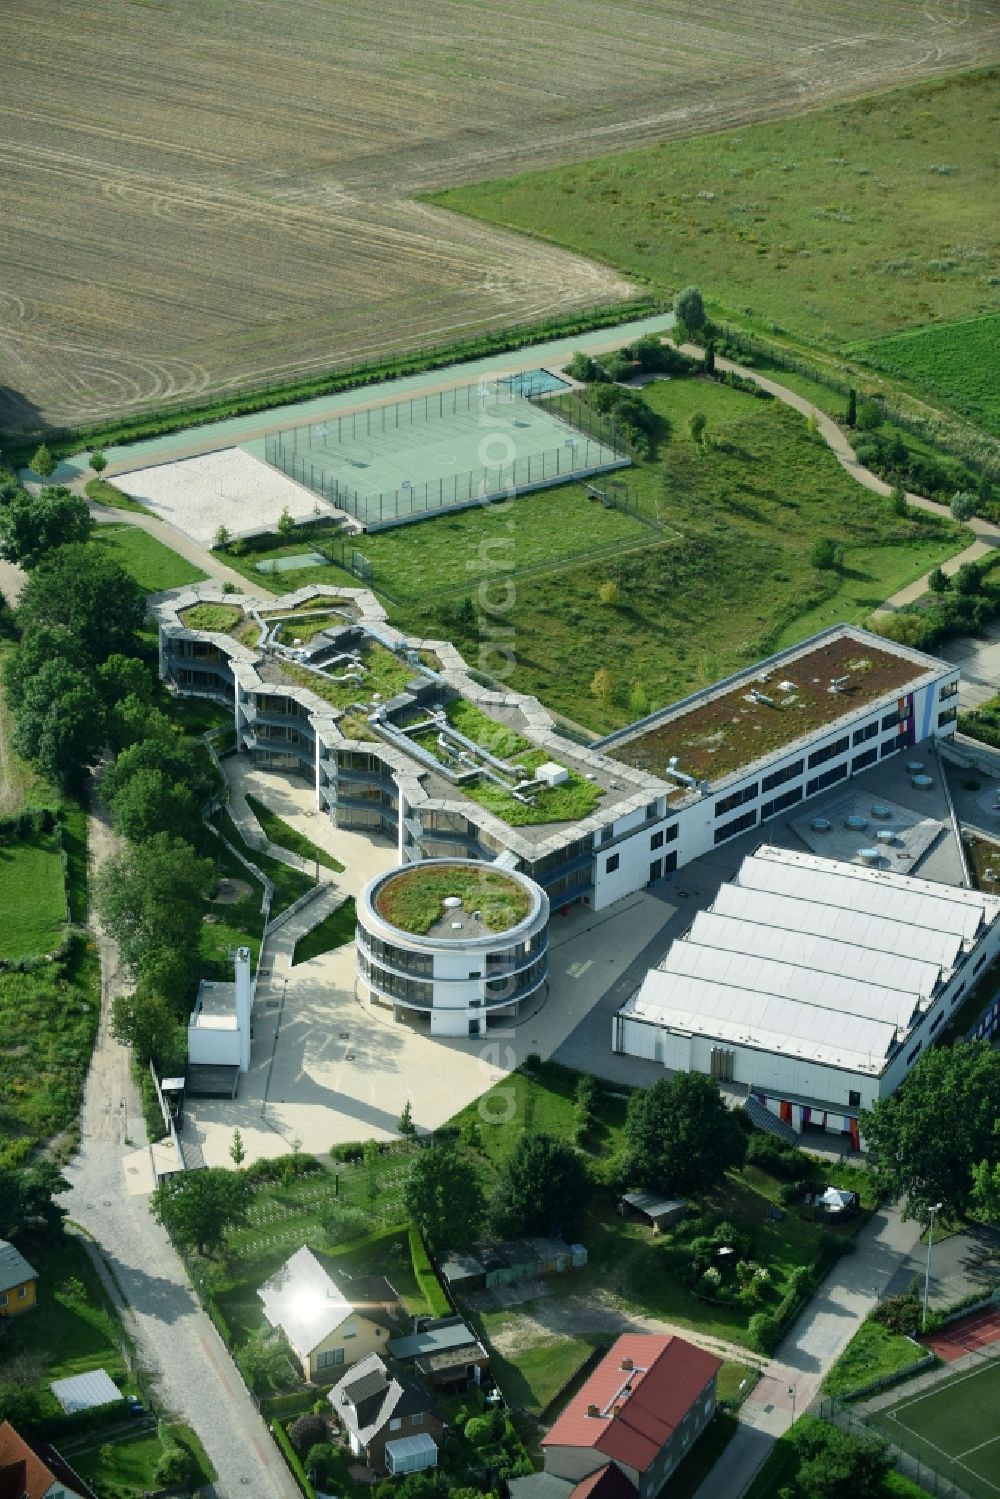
0;1241;37;1318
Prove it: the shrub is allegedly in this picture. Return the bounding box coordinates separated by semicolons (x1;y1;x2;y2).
465;1415;494;1447
155;1443;192;1487
749;1312;782;1353
320;1203;368;1244
290;1413;330;1456
951;489;977;521
871;1293;921;1337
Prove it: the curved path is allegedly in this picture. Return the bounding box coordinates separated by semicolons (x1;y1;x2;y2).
677;342;1000;610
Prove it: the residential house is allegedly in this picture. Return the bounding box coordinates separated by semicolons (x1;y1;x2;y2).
258;1246;399;1382
0;1420;97;1499
387;1316;489;1393
327;1352;443;1475
541;1335;721;1499
0;1242;37;1318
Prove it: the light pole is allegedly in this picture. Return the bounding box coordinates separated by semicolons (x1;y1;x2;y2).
923;1201;944;1330
788;1384;796;1422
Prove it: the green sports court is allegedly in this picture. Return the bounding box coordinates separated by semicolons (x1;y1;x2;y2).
261;376;628;530
869;1356;1000;1495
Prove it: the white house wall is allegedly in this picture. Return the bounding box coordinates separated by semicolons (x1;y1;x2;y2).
188;1026;242;1067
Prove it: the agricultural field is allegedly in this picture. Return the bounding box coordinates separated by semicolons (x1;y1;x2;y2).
855;313;1000;436
433;68;1000;357
2;2;996;432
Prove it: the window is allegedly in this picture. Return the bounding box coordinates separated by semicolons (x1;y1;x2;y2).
974;953;988;973
714;809;757;846
951;983;967;1006
715;783;758;818
806;763;847;795
938;707;958;728
649;859;662;883
851;748;878;772
762;760;803;793
342;1321;357;1339
939;680;959;701
390;1419;402;1432
0;1293;6;1308
808;736;849;770
907;1041;923;1065
605;854;620;874
848;1090;861;1108
852;720;879;746
410;1414;423;1427
664;850;678;874
882;708;905;731
761;786;803;821
646;801;659;820
880;739;900;759
929;1011;944;1035
316;1348;345;1370
651;830;664;850
16;1285;26;1299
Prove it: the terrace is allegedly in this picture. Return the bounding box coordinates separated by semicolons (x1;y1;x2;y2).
605;632;937;788
380;696;606;828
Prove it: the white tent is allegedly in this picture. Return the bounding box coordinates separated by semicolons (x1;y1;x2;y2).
818;1187;855;1213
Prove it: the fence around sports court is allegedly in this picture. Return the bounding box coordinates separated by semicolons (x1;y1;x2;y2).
262;381;629;530
819;1389;1000;1499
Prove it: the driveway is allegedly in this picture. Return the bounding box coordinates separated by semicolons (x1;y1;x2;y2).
63;797;300;1499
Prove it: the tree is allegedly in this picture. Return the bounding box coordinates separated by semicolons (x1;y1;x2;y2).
861;1042;1000;1222
888;484;908;516
97;653;153;710
598;580;619;606
277;506;295;537
398;1100;417;1145
624;1073;746;1195
230;1129;247;1169
110;989;185;1065
150;1167;249;1256
491;1133;590;1237
846;389;857;428
214;524;231;548
955;560;983;595
2;624;83;710
239;1329;290;1391
94;833;215;981
0;485;93;569
810;537;840;571
791;1419;890;1499
17;543;145;663
101;734;219;814
29;443;55;478
89;449;108;477
105;765;202;845
855;400;883;432
11;659;106;791
673;285;706;332
404;1143;485;1252
688;412;707;446
951;489;977;522
927;567;950;594
704;341;716;375
629;682;650;718
972;1149;1000;1220
591;667;614;706
0;1162;69;1241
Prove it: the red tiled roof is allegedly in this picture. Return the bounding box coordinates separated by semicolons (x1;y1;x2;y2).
0;1421;96;1499
571;1463;638;1499
542;1335;721;1473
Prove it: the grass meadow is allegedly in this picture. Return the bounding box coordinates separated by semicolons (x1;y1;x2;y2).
94;523;207;594
0;828;67;959
432;68;999;372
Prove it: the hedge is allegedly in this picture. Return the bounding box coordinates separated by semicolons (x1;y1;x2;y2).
272;1416;319;1499
29;1397;132;1440
409;1226;451;1318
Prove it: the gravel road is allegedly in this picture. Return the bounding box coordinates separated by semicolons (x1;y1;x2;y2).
63;799;300;1499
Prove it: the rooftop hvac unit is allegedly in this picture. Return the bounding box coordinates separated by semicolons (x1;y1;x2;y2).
536;761;569;787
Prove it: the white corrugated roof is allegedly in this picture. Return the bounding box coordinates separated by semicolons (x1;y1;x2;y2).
259;1246;351;1354
712;883;963;969
628;968;896;1073
621;844;1000;1076
686;910;942;999
662;941;918;1033
50;1368;123;1413
740;848;986;943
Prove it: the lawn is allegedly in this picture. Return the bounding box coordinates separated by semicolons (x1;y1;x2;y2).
85;477;153;515
68;1421;216;1497
855;313;1000;438
0;828;67;959
244;793;345;873
430;68;1000;355
0;940;100;1166
214;809;315;915
409;386;967;732
94;523;207;593
868;1360;1000;1493
0;1235;126;1416
292;898;357;966
484;1334;608;1418
822;1320;927;1400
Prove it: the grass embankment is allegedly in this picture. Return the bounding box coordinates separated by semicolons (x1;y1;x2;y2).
85;476;153;515
430;68;999;360
244;793;344;873
822;1320;927;1399
292;898;356;966
94;523;206;593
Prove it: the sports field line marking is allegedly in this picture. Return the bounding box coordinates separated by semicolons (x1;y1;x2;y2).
956;1433;1000;1463
889;1414;1000;1495
888;1355;1000;1425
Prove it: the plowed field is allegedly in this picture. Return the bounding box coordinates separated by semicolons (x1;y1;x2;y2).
1;0;997;430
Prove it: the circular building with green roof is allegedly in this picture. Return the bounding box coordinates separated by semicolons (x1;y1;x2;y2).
357;859;549;1037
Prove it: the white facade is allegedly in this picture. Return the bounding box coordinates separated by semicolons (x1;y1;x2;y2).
356;861;549;1037
188;947;253;1071
615;846;1000;1133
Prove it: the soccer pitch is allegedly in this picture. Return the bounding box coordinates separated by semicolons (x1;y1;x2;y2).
870;1358;1000;1494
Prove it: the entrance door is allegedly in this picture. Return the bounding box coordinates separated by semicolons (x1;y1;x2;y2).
649;859;662;883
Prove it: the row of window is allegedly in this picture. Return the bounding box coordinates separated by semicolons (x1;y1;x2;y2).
650;824;679;850
715;783;758;818
761;786;803;821
807;735;849;770
714;809;758;845
358;951;434;1005
762;759;803;793
939;707;958;728
853;719;879;746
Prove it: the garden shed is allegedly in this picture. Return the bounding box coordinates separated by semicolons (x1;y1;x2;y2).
385;1432;438;1475
618;1190;688;1232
